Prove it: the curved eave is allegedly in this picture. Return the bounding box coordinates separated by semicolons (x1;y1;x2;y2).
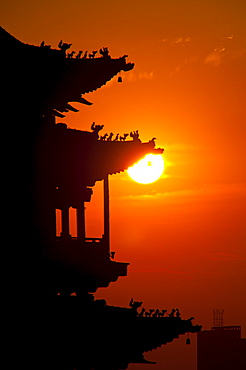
85;140;164;184
0;27;134;116
52;57;134;114
45;125;164;189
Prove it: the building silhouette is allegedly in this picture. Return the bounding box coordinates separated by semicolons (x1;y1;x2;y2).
197;326;246;370
1;26;201;369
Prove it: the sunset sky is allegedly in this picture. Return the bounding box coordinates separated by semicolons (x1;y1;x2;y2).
1;1;246;368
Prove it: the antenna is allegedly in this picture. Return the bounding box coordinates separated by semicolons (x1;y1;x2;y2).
213;309;224;327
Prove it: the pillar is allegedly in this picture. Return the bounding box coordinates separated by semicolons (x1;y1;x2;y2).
77;203;86;241
103;175;110;252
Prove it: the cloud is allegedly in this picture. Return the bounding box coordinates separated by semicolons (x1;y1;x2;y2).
204;49;225;66
125;71;155;82
200;252;245;261
139;71;155;79
204;35;246;66
160;34;245;69
184;56;198;64
101;70;155;87
160;36;191;46
119;182;246;202
171;36;191;46
230;48;246;60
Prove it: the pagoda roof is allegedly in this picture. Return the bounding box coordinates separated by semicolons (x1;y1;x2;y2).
88;138;163;181
39;123;163;190
0;26;134;117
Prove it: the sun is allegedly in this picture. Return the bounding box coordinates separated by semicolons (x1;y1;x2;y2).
127;154;164;184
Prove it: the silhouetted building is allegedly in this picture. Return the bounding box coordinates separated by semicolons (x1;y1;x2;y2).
2;26;201;369
197;326;246;370
0;25;144;295
38;122;163;295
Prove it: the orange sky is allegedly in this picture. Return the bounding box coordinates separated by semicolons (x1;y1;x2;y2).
1;1;246;368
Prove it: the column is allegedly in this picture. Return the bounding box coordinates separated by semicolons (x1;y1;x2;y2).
77;203;86;241
103;175;110;253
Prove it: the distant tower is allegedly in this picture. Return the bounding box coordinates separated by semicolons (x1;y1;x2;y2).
197;310;246;370
213;308;224;327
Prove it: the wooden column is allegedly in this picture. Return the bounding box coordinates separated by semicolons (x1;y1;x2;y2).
77;203;86;241
103;175;110;253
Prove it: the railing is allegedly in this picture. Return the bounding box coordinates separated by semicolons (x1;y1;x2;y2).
56;236;102;243
211;326;241;331
85;237;102;243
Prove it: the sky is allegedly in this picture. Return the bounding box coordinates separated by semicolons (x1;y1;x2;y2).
1;1;246;369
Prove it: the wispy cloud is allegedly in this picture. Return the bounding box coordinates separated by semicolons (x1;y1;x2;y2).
101;70;155;87
200;252;245;261
204;35;246;66
160;34;245;68
125;71;155;82
204;48;225;66
171;36;191;46
119;182;246;202
160;36;191;46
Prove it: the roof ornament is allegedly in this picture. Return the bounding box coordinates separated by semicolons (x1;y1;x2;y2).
58;40;72;54
120;133;129;141
130;130;141;142
99;47;111;58
186;335;191;345
107;132;114;141
75;50;83;59
82;51;88;59
129;298;143;313
91;122;104;139
40;41;51;49
118;70;123;82
89;50;98;59
67;51;75;58
100;133;108;141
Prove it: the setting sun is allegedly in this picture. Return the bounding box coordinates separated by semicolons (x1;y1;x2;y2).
127;154;164;184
